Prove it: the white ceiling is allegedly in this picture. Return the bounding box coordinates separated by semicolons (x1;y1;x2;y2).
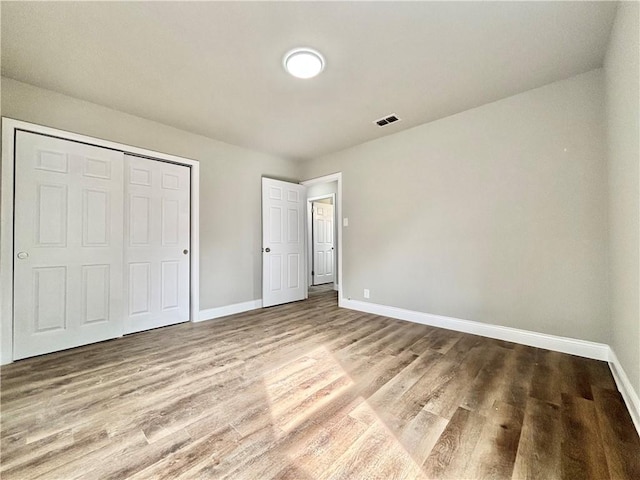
1;2;617;161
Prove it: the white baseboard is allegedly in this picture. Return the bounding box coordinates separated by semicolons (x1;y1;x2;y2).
608;348;640;435
340;298;610;361
197;299;263;323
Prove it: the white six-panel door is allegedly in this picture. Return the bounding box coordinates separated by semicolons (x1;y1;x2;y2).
312;201;335;285
13;132;125;360
13;133;192;360
124;155;190;334
262;178;306;307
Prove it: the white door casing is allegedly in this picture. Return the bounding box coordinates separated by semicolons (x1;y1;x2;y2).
262;178;306;307
312;201;335;285
124;155;190;334
13;131;125;360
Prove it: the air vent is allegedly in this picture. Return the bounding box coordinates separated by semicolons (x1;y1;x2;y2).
374;114;401;127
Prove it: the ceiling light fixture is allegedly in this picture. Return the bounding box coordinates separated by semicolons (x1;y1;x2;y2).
283;48;325;79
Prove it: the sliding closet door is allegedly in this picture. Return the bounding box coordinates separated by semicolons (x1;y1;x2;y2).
124;156;191;334
13;132;125;360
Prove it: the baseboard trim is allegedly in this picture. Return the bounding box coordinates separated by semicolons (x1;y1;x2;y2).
340;298;610;361
608;348;640;435
197;299;263;323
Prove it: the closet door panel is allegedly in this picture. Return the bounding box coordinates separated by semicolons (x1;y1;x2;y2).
124;156;190;334
13;132;124;360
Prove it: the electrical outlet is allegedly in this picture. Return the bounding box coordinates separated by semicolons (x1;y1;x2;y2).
364;289;370;299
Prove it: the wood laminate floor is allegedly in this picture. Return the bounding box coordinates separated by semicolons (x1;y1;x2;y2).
1;291;639;479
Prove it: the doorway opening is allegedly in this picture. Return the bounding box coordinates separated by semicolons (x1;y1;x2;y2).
308;194;335;291
301;174;342;304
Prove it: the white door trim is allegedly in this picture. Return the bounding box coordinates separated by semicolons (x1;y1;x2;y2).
306;193;335;288
300;173;343;304
1;117;200;364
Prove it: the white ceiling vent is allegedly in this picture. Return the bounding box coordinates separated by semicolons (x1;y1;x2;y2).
374;114;401;127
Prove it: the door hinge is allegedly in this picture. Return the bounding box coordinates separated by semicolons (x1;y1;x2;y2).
312;271;314;276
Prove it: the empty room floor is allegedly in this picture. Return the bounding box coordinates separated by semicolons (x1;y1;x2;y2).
1;291;639;479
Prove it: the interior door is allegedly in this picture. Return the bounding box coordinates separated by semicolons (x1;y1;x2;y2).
262;178;306;307
13;131;125;360
312;201;335;285
124;155;190;334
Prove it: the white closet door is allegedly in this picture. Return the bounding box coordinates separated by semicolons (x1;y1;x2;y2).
124;156;190;334
262;178;306;307
13;132;125;360
312;201;335;285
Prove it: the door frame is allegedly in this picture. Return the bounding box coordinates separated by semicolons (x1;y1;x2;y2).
306;193;336;288
1;118;200;364
300;173;343;303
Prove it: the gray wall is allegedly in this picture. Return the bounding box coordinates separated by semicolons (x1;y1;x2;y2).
302;69;610;343
307;181;338;199
1;78;301;311
605;2;640;397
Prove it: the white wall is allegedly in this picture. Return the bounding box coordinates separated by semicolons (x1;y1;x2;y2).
302;69;610;343
1;78;301;312
605;2;640;398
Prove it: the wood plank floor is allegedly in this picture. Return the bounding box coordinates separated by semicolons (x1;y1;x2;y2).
1;290;639;479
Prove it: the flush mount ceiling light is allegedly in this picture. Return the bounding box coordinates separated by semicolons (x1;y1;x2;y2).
283;48;325;79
